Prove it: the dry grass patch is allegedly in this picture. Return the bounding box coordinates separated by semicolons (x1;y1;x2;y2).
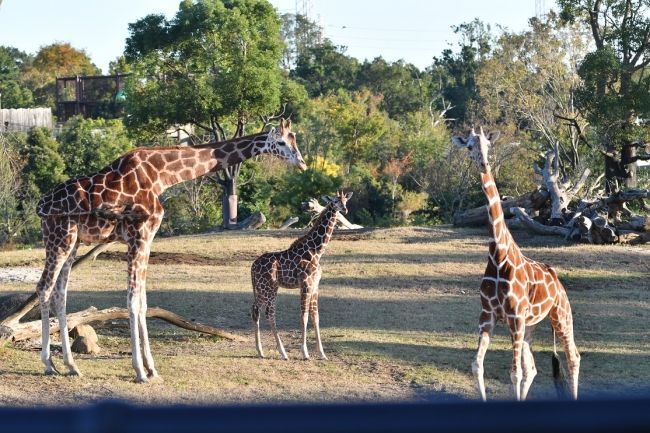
1;226;649;405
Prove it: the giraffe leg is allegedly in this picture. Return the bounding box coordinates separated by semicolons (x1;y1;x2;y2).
38;224;77;376
551;301;581;400
266;300;288;360
126;239;151;383
251;303;264;358
310;291;326;360
52;243;82;376
299;286;312;360
520;325;537;401
508;316;526;401
472;307;495;401
138;287;160;382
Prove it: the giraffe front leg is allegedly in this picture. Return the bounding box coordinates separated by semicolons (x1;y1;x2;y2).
309;291;327;360
126;241;150;383
508;316;526;401
299;287;312;360
473;307;494;401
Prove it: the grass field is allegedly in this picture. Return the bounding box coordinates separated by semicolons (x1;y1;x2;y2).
1;226;649;406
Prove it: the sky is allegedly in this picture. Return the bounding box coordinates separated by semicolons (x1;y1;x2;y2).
0;0;551;74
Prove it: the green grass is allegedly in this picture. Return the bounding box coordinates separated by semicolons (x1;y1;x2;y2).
0;226;649;405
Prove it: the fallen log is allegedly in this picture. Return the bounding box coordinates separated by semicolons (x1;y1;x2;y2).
278;216;299;230
510;207;570;237
301;198;363;229
454;189;549;227
0;305;244;343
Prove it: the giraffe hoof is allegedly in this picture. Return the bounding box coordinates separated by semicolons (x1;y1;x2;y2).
147;373;164;384
320;354;328;361
134;375;150;384
66;369;83;378
44;369;60;376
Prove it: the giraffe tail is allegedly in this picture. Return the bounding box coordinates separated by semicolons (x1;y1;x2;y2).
552;331;570;399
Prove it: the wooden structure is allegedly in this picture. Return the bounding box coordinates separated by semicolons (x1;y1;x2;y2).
55;74;129;121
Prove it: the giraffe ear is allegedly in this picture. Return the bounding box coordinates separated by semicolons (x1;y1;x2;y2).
487;131;500;143
321;195;333;204
451;136;468;148
344;191;353;200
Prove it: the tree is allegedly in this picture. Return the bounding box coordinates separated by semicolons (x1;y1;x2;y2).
279;13;325;70
19;127;66;195
559;0;650;192
0;46;33;108
124;0;290;228
21;43;100;108
57;116;133;178
357;58;432;119
292;40;359;97
429;19;494;124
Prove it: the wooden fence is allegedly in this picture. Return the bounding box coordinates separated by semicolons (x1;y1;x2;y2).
0;108;53;132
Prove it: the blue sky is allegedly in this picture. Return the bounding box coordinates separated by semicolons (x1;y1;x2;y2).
0;0;550;73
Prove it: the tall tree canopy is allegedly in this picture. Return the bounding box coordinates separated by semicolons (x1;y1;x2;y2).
0;46;33;108
124;0;286;139
559;0;650;190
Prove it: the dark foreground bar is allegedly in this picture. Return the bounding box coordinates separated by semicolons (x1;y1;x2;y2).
2;397;650;433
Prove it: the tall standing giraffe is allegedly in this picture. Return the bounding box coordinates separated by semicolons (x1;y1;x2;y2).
35;119;306;383
251;191;353;361
452;127;580;401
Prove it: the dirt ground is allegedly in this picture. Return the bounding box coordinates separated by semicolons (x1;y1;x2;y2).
1;226;649;406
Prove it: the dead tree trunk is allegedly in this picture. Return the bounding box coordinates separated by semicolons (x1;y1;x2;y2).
453;189;549;227
1;306;243;343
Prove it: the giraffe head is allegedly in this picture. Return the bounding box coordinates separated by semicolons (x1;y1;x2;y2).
452;127;500;173
322;190;353;215
266;119;307;171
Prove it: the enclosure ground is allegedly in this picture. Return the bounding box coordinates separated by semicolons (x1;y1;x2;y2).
0;226;649;406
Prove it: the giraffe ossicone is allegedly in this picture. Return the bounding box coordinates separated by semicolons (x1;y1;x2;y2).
452;128;580;401
34;119;305;382
251;190;353;361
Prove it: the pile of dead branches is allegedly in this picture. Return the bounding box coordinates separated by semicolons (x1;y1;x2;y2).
454;147;650;245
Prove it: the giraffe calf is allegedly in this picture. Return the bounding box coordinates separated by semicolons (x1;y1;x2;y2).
251;191;352;360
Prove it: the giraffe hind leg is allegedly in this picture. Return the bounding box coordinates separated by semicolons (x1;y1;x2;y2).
52;243;82;376
520;325;537;400
551;304;580;400
38;229;77;376
251;302;264;358
266;300;288;360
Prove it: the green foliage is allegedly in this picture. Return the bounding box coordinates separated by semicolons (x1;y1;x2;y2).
0;46;33;108
58;117;133;177
19;128;66;195
272;167;342;224
124;0;286;137
292;41;359;97
357;58;431;118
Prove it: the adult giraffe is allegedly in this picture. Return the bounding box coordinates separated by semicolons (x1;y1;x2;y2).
452;127;580;401
35;119;306;383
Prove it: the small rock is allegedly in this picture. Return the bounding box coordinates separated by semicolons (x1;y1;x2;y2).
69;324;98;344
71;336;101;354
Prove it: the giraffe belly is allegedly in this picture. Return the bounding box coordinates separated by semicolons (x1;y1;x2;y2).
76;216;120;244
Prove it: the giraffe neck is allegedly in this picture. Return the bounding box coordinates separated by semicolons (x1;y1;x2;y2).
299;204;338;256
480;170;514;258
150;132;271;191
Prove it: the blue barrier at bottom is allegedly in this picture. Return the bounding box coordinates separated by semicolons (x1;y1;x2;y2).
2;397;650;433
